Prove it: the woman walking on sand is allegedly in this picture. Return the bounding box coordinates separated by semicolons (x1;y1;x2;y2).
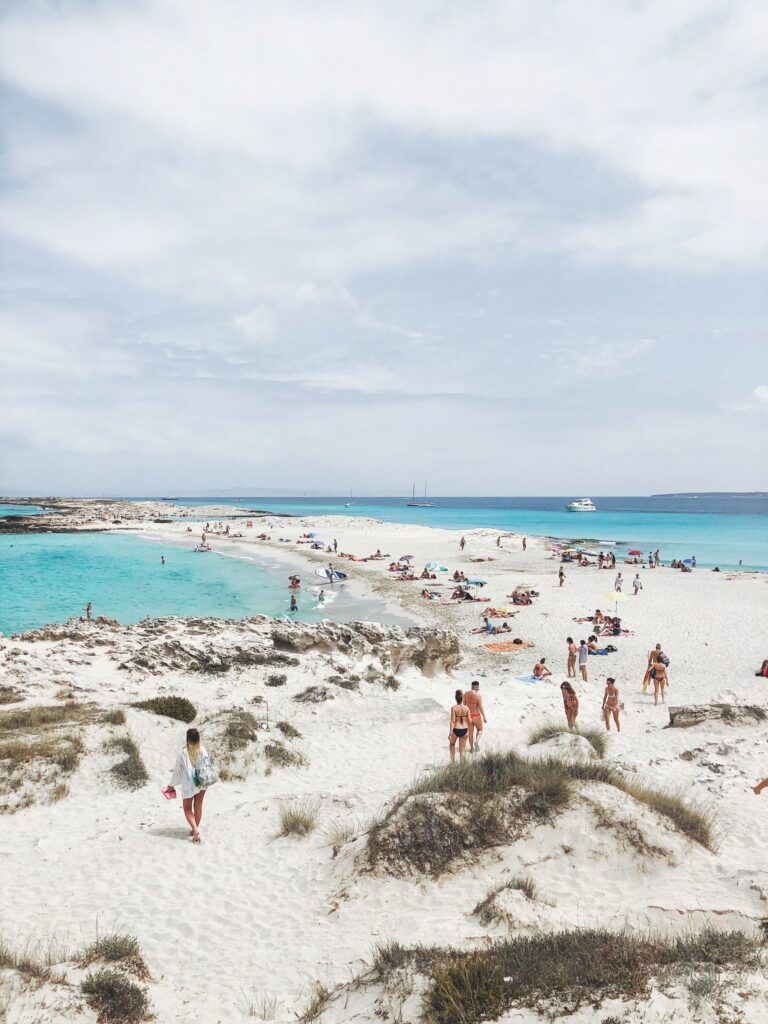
566;637;577;677
652;656;668;705
561;682;579;729
449;690;470;763
166;728;212;844
602;677;620;731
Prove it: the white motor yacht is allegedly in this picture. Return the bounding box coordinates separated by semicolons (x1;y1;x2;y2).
566;497;597;512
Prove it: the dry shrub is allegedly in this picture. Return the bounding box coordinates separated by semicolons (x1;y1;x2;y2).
106;735;148;790
0;686;23;705
0;702;90;732
223;709;258;751
278;798;319;838
528;722;607;758
423;928;760;1022
473;876;538;926
102;709;126;726
132;696;196;722
328;674;360;691
276;721;301;739
80;933;149;979
81;968;150;1022
297;980;331;1022
265;673;287;687
265;741;306;768
294;686;334;703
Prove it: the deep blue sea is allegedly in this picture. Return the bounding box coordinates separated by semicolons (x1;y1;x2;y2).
165;494;767;571
1;494;764;635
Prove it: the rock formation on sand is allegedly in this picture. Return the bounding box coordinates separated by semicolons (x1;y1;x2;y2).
14;615;462;676
667;703;767;728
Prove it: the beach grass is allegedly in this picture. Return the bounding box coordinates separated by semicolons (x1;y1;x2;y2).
0;686;23;705
265;741;306;769
296;980;331;1022
527;721;607;758
223;709;258;751
106;735;149;790
473;876;538;926
278;798;320;837
276;720;301;739
102;708;127;726
421;928;760;1022
81;968;150;1023
132;696;196;722
0;702;90;732
79;932;149;979
265;673;287;687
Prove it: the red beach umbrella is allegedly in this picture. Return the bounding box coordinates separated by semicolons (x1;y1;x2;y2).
628;549;643;555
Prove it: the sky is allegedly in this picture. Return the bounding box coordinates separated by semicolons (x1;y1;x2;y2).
0;0;766;497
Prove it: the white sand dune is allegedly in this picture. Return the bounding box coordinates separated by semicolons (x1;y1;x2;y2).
2;514;767;1022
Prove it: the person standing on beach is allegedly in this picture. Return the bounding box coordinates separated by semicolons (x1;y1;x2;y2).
578;640;589;681
290;594;298;612
561;682;579;729
496;536;501;547
449;690;470;763
333;539;338;552
614;572;623;592
648;551;653;569
602;678;620;731
566;637;577;677
166;728;209;844
559;567;566;588
643;644;661;692
463;680;487;752
460;536;466;551
632;574;642;595
85;602;92;621
652;656;668;705
654;549;660;567
522;536;527;551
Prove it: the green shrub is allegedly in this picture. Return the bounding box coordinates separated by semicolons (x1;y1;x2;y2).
276;721;301;739
223;709;258;750
106;735;148;790
265;742;306;768
81;968;150;1022
80;933;148;978
132;696;196;722
265;674;287;687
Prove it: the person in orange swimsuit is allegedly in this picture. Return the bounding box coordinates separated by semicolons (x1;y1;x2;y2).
560;681;579;729
449;690;470;763
463;680;487;753
602;677;620;731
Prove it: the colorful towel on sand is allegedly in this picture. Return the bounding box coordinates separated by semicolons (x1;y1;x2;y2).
513;674;540;683
480;640;533;652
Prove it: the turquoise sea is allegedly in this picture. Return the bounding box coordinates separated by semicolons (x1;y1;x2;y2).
1;494;764;635
167;494;767;571
0;532;331;636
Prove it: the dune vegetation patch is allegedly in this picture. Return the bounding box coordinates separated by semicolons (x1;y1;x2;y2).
278;798;320;838
106;734;149;790
79;932;149;980
265;741;306;769
420;928;760;1022
265;673;287;687
473;876;538;926
294;685;334;703
276;720;301;739
527;722;607;758
0;702;92;813
223;709;258;751
81;968;151;1023
132;696;196;722
0;685;23;705
367;749;715;876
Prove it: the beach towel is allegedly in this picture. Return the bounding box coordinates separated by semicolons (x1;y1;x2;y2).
513;674;540;684
480;640;533;652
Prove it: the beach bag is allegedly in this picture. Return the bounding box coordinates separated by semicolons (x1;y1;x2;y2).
193;754;219;789
605;644;618;653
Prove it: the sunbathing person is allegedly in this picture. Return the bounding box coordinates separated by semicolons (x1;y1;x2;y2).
533;657;551;678
756;659;768;678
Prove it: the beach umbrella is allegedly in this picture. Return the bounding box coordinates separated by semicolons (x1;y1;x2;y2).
683;558;694;564
628;549;642;556
465;578;487;586
604;590;630;612
425;561;448;571
399;554;414;562
307;532;318;537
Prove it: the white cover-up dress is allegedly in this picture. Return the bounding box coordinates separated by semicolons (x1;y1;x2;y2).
169;745;208;799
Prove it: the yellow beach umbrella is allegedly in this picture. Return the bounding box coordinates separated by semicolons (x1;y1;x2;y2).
604;590;629;613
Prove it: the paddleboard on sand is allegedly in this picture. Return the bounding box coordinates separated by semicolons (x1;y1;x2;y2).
314;568;348;582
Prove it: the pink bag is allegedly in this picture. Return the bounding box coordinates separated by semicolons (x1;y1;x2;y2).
162;786;177;800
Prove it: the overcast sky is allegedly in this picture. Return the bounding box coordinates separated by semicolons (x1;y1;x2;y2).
1;0;766;496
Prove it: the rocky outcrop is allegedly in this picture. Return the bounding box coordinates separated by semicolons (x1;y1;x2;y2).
667;704;767;728
14;615;461;677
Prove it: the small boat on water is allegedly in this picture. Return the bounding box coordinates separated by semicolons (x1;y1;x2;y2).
406;482;436;508
566;498;597;512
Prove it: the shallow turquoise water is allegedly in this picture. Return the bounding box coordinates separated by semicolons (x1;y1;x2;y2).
0;532;326;635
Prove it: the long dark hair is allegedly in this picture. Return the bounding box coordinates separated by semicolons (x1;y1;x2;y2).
454;689;464;704
186;727;200;762
560;681;576;696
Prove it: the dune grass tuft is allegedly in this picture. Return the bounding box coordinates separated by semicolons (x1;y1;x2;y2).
527;721;607;758
276;720;301;739
102;708;127;726
79;933;149;979
265;741;306;768
473;876;538;926
0;702;90;733
0;686;23;705
81;968;150;1022
223;709;258;751
132;696;196;722
422;928;760;1022
106;735;149;790
278;798;320;838
297;980;331;1023
265;673;287;687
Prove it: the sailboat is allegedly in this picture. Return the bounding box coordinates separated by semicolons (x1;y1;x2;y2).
344;486;357;507
406;482;436;508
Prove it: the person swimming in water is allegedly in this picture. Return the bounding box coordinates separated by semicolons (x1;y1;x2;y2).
449;689;470;763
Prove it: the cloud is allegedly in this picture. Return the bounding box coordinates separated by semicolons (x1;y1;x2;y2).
541;337;656;377
231;306;277;342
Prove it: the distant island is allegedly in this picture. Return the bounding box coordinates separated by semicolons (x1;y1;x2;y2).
651;491;767;498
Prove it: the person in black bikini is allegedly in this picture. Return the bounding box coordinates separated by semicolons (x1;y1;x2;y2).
449;689;470;763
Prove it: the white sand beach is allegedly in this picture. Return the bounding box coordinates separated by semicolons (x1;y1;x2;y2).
2;512;768;1023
